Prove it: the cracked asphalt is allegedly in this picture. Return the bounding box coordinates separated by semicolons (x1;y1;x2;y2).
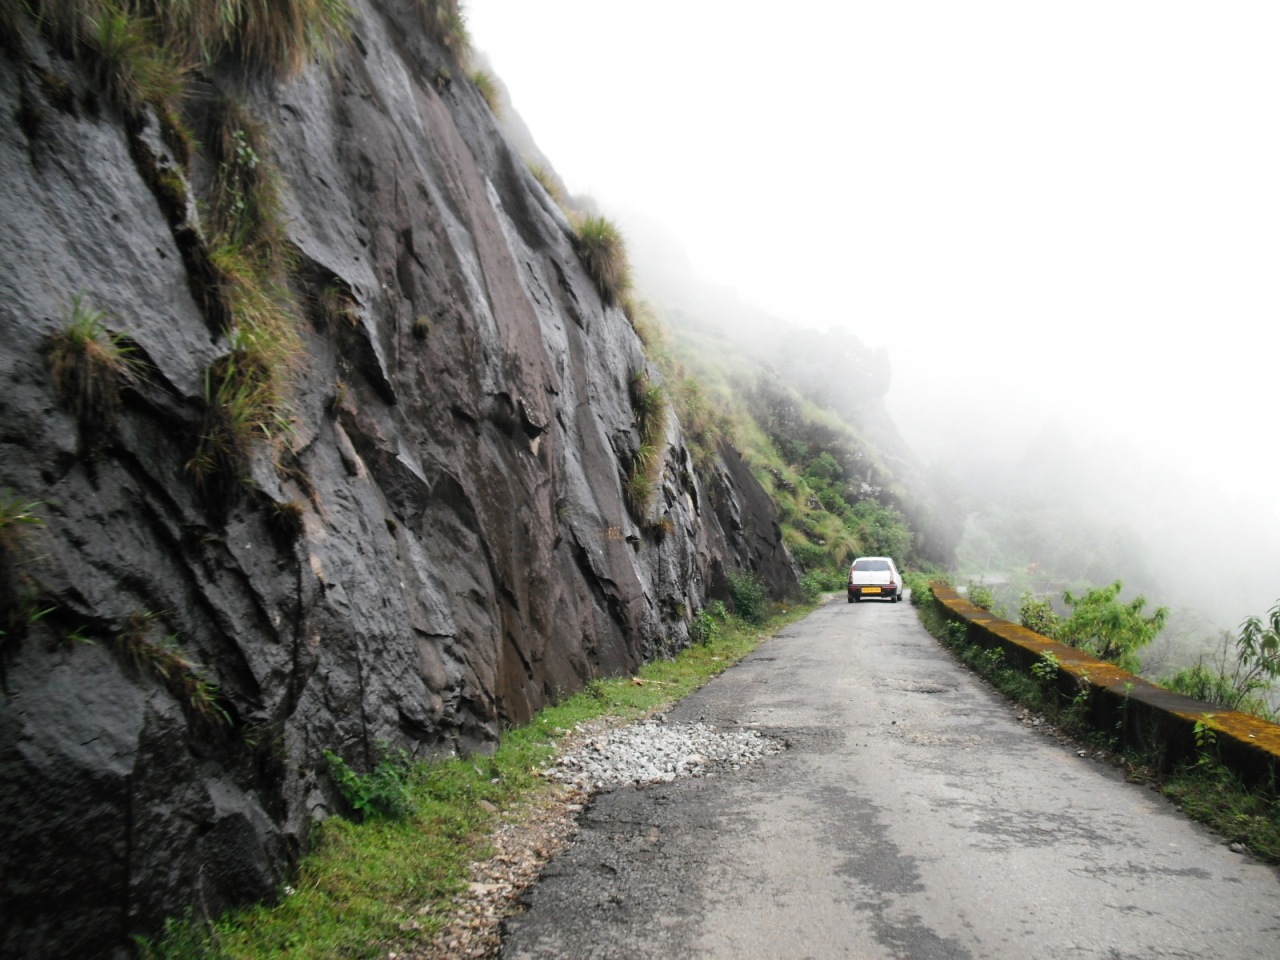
500;597;1280;959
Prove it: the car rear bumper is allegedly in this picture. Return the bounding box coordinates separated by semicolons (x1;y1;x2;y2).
848;585;900;600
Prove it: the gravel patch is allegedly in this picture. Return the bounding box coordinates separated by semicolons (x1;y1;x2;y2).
546;715;786;790
395;715;786;959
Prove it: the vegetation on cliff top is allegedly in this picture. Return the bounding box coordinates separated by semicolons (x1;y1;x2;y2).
629;294;923;593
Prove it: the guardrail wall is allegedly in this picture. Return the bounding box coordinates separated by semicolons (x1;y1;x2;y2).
928;583;1280;788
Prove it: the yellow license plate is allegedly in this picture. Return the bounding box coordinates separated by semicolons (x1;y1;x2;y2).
862;586;881;594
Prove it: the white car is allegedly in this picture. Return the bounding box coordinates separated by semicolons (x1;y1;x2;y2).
847;556;904;603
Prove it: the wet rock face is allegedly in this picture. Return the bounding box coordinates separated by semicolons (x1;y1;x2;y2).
0;4;797;956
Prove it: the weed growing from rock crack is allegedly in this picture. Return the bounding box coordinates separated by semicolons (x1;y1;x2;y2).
624;371;667;519
187;101;302;501
116;612;229;729
0;492;46;645
46;293;139;440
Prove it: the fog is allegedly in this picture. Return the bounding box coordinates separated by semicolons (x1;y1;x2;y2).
468;2;1280;647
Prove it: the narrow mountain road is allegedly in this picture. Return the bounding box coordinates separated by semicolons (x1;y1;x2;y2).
500;597;1280;959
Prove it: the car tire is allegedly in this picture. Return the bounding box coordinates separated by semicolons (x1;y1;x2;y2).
847;595;855;604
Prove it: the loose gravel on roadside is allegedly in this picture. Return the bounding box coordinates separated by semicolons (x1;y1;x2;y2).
397;715;787;960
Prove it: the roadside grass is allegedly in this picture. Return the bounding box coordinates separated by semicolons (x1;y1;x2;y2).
906;574;1280;864
140;602;813;958
1162;762;1280;861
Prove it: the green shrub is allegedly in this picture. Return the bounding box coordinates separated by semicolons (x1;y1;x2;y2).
727;570;768;625
574;215;631;305
798;573;824;601
623;372;667;518
186;99;302;498
966;581;999;615
1162;760;1280;861
624;471;655;517
1164;602;1280;720
790;540;827;572
324;746;417;821
1057;580;1167;674
799;568;845;599
209;100;286;264
9;0;352;126
1019;592;1059;638
631;373;666;438
187;342;279;494
689;608;719;645
903;569;950;606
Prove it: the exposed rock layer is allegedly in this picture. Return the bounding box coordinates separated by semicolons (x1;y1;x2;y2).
0;5;798;955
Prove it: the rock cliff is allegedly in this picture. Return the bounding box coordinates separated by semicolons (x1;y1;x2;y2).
0;3;797;955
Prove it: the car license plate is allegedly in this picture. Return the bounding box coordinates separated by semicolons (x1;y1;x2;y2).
862;586;881;594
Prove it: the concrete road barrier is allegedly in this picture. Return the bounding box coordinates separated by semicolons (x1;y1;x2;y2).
929;583;1280;788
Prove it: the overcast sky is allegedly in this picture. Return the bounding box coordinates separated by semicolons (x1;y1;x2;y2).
467;1;1280;508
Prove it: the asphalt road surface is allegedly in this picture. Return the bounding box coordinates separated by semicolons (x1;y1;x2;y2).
500;596;1280;959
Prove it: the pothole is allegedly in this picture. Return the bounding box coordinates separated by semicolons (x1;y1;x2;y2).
881;678;954;694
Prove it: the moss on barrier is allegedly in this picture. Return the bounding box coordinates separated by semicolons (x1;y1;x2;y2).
927;583;1280;789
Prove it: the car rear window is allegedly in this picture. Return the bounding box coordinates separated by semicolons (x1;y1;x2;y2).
852;559;890;571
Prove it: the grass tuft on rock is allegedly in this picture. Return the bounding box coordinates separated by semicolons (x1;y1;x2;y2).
525;160;563;205
84;2;190;115
469;67;500;114
419;0;470;67
46;293;138;437
573;215;631;306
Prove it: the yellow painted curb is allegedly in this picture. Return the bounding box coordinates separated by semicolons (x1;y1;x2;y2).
930;583;1280;786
